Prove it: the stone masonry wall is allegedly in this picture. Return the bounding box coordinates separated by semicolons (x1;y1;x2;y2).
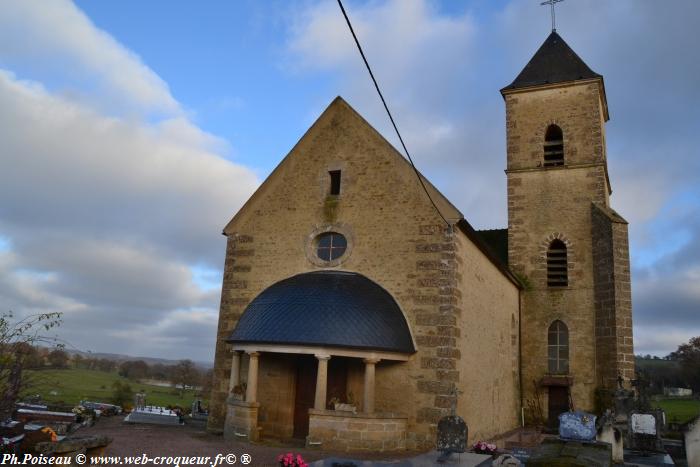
505;81;612;417
307;410;408;452
611;219;634;382
207;98;520;449
454;231;521;443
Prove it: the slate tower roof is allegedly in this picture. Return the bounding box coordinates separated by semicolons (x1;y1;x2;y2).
502;31;601;91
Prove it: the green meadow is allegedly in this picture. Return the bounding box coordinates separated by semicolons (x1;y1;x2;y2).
23;368;204;409
654;398;700;425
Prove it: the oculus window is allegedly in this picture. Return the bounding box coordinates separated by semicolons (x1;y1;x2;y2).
316;232;347;261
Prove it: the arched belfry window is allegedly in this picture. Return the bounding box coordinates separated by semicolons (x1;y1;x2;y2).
547;239;568;287
544;124;564;167
548;320;569;374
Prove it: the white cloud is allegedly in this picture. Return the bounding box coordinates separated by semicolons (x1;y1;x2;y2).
0;2;260;361
286;0;700;357
0;0;180;116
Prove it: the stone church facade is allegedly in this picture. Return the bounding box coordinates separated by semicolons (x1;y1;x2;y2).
207;32;634;451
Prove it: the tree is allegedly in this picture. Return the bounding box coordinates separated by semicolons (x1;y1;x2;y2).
669;336;700;391
199;368;214;398
118;360;149;380
14;343;43;369
72;353;84;368
96;358;116;373
111;380;133;407
0;311;62;420
172;359;198;396
47;349;69;368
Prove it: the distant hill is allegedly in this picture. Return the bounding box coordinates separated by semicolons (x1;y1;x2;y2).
62;349;213;369
635;356;680;371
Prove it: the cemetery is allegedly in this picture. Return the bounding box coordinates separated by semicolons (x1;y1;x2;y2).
3;389;694;466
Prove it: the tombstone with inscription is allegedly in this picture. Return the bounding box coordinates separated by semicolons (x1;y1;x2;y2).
628;410;665;452
559;411;597;441
527;412;612;467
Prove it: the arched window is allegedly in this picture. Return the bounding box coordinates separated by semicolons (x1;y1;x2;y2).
547;239;568;287
548;320;569;374
543;124;564;167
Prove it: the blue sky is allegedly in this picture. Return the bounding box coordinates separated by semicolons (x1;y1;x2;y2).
0;0;698;361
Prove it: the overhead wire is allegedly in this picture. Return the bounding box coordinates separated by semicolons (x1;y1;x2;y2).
336;0;451;228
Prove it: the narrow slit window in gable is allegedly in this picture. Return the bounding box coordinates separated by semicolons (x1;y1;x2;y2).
329;170;341;195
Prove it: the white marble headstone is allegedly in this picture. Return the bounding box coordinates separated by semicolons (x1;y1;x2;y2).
631;413;657;435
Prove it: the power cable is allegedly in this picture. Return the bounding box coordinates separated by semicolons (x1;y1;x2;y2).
336;0;451;228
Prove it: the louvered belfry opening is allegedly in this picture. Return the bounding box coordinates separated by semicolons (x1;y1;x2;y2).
543;124;564;167
547;239;568;287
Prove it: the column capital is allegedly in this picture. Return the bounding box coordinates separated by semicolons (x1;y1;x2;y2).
315;354;331;361
363;357;380;365
230;348;242;354
246;351;260;357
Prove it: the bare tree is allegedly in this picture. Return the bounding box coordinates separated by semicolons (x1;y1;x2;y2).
0;311;62;420
172;360;198;397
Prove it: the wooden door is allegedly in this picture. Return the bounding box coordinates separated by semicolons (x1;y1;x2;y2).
293;355;317;439
548;386;569;429
326;358;348;407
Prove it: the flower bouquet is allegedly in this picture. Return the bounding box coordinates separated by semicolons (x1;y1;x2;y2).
277;452;308;467
472;440;497;455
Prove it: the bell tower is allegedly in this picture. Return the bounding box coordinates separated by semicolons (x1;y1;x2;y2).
501;32;634;423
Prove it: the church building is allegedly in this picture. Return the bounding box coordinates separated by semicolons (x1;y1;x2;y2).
207;31;634;452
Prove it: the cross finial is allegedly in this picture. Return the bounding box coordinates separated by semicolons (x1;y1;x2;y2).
541;0;564;32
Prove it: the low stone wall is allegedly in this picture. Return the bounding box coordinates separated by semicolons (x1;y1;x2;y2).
307;409;407;452
223;399;260;442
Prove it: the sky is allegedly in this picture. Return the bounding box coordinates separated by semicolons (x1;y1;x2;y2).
0;0;698;362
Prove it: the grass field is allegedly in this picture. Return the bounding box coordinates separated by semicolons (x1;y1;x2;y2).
654;398;700;424
23;368;204;409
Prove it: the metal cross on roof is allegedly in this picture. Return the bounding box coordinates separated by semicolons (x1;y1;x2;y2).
541;0;565;32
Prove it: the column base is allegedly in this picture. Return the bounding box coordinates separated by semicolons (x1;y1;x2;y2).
224;399;261;442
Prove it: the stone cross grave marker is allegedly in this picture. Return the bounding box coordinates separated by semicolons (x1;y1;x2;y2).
558;411;597;441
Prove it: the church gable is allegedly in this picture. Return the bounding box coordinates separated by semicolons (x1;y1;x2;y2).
223;96;461;235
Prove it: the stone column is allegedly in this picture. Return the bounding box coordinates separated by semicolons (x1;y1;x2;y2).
245;351;260;403
314;355;331;410
228;350;241;393
363;358;380;414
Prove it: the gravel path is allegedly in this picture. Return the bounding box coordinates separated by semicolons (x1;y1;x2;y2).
75;416;422;467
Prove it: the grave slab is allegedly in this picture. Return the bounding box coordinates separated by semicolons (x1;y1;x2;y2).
308;451;492;467
123;406;182;426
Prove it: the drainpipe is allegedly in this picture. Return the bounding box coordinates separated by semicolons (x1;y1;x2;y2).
518;292;524;427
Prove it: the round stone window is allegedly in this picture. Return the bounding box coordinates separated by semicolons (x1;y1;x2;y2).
316;232;347;261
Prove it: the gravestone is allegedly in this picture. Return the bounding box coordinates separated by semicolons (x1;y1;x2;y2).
435;384;468;464
528;412;612;466
559;411;597;441
436;416;467;454
685;416;700;467
596;422;623;463
628;410;665;452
